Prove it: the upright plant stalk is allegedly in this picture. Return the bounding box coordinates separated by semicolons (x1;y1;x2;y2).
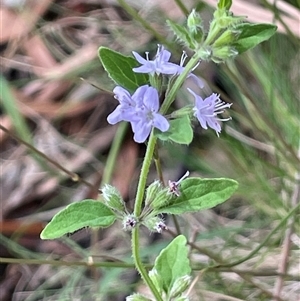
132;228;163;301
160;53;201;114
133;132;158;216
131;55;202;300
131;132;163;300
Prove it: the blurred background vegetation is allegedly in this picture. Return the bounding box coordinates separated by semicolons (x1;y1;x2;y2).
0;0;299;300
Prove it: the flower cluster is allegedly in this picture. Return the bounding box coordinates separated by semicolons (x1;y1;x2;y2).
107;45;232;142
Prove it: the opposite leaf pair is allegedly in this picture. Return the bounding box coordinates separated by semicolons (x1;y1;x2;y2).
40;177;238;239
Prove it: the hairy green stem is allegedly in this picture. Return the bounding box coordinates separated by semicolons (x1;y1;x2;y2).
203;19;220;46
160;53;201;114
131;53;202;300
132;228;163;301
131;131;162;300
154;145;165;185
133;131;158;216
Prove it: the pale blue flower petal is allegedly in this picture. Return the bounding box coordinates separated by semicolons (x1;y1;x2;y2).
132;51;148;64
143;86;159;111
132;85;149;106
153;114;169;132
157;48;171;62
207;118;221;134
113;86;134;105
133;122;152;143
158;63;181;74
188;73;205;89
132;65;155;74
107;106;123;124
195;111;208;129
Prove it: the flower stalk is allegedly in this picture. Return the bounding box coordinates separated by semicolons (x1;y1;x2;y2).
132;131;163;300
160;53;201;114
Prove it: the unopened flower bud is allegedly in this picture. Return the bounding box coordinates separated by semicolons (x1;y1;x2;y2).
169;275;191;298
187;9;203;32
187;9;204;42
126;293;152;301
102;184;125;213
213;29;241;48
145;180;162;207
122;214;137;231
197;46;212;60
149;268;163;294
213;9;244;28
168;171;190;197
155;220;167;233
151;187;173;210
212;46;238;63
143;216;167;233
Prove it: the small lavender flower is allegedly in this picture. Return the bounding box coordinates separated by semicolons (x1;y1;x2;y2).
132;45;179;75
155;220;167;233
107;85;147;125
107;85;169;143
132;86;169;143
143;216;167;233
188;88;232;136
133;46;204;89
122;214;137;231
168;171;190;197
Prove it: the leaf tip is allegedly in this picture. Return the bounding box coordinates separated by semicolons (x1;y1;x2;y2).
40;230;48;240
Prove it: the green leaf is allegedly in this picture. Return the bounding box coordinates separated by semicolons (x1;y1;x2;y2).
156;178;238;215
167;20;197;50
154;235;191;293
217;0;232;10
232;23;277;54
40;200;116;239
155;116;193;144
98;47;148;93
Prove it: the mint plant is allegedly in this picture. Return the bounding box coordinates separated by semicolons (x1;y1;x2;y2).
40;1;277;300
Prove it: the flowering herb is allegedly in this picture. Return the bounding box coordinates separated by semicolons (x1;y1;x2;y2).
41;2;277;300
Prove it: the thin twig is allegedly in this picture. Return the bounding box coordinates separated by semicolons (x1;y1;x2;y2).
0;123;96;191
